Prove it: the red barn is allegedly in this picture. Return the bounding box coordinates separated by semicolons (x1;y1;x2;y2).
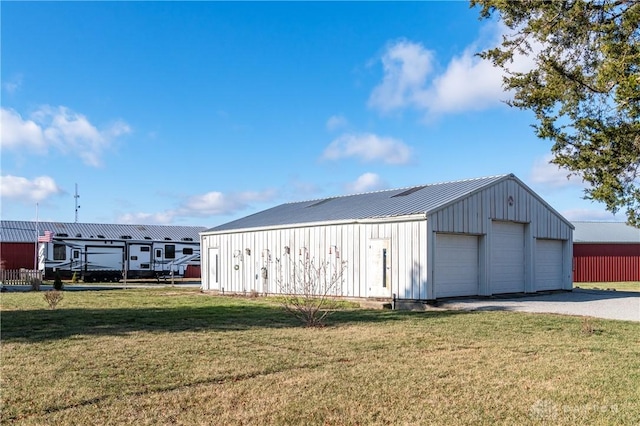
573;222;640;282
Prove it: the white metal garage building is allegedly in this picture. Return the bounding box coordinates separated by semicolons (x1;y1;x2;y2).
200;174;573;300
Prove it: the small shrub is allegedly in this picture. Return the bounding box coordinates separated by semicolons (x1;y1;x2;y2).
29;277;42;292
43;290;64;309
53;271;64;291
276;253;347;327
249;290;259;298
581;317;595;335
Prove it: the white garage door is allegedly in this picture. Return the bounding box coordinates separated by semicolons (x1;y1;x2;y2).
491;222;525;294
435;234;479;297
535;239;563;291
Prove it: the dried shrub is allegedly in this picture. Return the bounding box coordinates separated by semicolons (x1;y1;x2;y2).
581;317;595;335
44;290;64;310
29;277;42;292
276;253;347;327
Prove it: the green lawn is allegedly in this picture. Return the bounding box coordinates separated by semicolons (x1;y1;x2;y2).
1;288;639;425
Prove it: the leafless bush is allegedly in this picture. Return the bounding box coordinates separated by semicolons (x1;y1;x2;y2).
276;254;347;327
43;290;64;310
581;317;595;335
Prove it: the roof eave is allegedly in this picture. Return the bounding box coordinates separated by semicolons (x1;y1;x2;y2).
201;212;428;236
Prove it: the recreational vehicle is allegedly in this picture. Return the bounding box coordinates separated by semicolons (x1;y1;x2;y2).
39;236;200;282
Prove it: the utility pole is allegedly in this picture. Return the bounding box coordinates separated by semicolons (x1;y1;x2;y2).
74;183;80;223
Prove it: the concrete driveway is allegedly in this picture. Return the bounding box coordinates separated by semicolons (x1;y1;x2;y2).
439;289;640;322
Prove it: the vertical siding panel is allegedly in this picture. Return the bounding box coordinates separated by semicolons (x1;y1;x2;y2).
574;243;640;282
359;224;366;297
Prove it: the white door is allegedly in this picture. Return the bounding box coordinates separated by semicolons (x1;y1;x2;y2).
208;247;220;290
491;221;525;294
535;239;563;291
435;234;479;297
368;239;391;298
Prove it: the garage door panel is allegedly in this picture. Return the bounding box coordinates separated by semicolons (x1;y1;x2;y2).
435;234;478;297
491;222;525;294
536;239;563;291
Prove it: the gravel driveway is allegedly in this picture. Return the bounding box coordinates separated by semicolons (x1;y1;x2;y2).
439;289;640;322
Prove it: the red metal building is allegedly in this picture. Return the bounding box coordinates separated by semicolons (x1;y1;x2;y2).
0;242;37;270
573;222;640;282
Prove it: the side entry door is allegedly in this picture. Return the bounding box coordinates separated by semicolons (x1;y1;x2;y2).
368;239;391;298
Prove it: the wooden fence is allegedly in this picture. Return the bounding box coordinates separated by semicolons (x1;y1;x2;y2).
0;269;43;285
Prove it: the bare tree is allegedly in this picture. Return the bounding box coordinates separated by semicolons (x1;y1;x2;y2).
276;251;347;327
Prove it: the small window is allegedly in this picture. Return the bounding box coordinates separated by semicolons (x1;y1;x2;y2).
164;237;171;241
165;245;176;259
97;234;105;239
57;233;69;237
140;246;150;252
75;233;82;238
140;263;150;269
53;244;66;260
156;249;162;258
144;236;152;240
183;248;193;255
130;256;138;261
73;250;80;259
121;235;132;239
182;237;193;242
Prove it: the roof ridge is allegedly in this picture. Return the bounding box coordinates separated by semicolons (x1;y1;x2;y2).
283;173;511;205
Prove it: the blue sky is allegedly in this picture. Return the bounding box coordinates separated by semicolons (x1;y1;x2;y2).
1;1;619;227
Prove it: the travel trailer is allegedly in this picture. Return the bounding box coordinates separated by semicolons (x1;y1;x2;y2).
39;236;200;282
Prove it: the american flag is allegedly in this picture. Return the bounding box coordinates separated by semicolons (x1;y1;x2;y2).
38;230;53;243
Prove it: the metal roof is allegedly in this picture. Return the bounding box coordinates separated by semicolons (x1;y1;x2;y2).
207;174;511;232
572;222;640;243
1;220;207;243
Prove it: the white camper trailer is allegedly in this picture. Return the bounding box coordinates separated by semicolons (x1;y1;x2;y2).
39;236;200;282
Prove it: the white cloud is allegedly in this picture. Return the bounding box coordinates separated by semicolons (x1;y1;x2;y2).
117;189;278;224
530;154;583;188
561;208;618;222
326;115;348;132
181;189;277;216
1;106;131;167
345;173;387;193
322;133;412;165
368;23;538;118
0;175;62;203
0;108;47;153
2;74;23;94
368;39;434;113
117;212;176;225
420;47;506;114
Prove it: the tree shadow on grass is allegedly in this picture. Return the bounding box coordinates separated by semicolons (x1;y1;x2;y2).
1;303;472;343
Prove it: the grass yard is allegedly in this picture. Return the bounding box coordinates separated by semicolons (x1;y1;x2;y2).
574;281;640;292
1;288;639;425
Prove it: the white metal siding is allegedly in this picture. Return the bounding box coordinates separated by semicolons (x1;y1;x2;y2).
430;178;572;240
201;219;427;299
491;222;525;293
535;239;563;291
434;234;479;297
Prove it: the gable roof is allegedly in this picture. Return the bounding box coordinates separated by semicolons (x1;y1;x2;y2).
1;220;206;243
572;221;640;243
207;174;515;233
